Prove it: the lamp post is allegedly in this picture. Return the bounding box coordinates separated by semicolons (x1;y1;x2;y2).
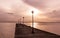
23;17;24;24
32;11;34;34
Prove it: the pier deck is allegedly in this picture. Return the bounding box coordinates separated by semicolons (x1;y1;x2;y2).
15;24;60;38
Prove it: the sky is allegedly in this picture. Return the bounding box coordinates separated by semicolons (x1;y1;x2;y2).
0;0;60;22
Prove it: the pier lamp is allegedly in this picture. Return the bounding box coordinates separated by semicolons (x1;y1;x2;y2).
23;17;24;24
31;11;34;34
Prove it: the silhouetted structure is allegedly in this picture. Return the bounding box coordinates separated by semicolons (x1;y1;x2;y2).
31;11;34;34
15;24;60;38
23;17;24;24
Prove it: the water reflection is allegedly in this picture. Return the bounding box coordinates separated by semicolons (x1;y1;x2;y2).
25;23;38;27
25;23;48;29
25;23;60;35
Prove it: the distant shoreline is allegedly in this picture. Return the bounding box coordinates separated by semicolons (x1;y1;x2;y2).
0;21;60;23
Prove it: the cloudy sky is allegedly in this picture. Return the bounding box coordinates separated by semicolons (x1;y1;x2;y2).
0;0;60;22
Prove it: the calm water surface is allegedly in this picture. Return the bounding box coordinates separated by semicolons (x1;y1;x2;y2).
0;23;15;38
25;23;60;35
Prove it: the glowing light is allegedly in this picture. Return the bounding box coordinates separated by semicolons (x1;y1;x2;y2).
28;8;40;16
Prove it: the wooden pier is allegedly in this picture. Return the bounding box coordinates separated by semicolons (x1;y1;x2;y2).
15;24;60;38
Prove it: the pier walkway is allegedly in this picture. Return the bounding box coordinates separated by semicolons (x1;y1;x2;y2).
15;24;60;38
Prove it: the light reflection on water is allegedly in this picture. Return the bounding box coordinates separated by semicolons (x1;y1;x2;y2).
25;22;60;35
